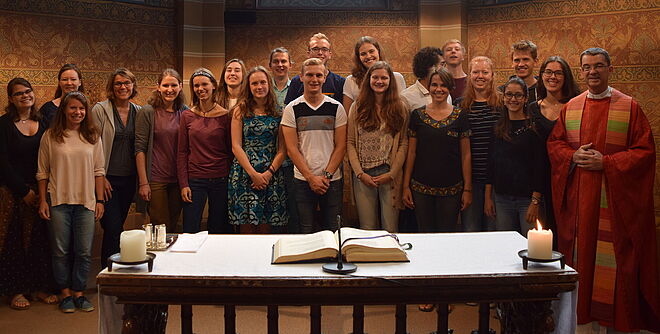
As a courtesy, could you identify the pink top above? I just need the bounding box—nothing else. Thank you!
[177,110,232,188]
[151,108,180,183]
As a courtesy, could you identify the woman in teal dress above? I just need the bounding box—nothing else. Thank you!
[229,66,287,233]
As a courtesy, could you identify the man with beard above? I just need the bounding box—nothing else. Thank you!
[547,47,660,333]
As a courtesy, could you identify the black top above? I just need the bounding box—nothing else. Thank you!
[464,101,500,184]
[487,119,546,197]
[528,101,556,141]
[38,100,58,126]
[408,106,471,188]
[107,103,137,176]
[0,114,47,197]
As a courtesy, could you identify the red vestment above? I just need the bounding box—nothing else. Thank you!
[547,92,660,332]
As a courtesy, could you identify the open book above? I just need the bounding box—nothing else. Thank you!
[272,227,410,264]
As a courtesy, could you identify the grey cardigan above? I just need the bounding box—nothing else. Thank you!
[134,104,185,183]
[91,99,141,172]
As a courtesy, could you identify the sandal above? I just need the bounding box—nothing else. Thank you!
[35,292,58,305]
[10,294,30,310]
[418,304,435,312]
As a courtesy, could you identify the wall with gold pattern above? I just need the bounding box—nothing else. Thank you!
[467,0,660,221]
[0,0,177,110]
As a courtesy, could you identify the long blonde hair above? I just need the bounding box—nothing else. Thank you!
[460,56,502,110]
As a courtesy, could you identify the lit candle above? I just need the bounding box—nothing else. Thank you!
[527,220,553,259]
[120,230,147,262]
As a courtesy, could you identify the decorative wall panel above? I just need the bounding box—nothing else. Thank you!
[0,3,176,109]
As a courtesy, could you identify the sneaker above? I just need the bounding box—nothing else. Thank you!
[74,296,94,312]
[59,296,75,313]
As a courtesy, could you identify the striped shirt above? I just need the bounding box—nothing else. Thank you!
[467,101,500,184]
[281,95,347,181]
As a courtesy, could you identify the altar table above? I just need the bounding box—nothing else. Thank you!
[97,231,577,333]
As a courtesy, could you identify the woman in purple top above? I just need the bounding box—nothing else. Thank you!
[177,68,233,233]
[136,69,187,232]
[38,64,85,125]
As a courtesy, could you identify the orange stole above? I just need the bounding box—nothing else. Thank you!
[563,89,632,321]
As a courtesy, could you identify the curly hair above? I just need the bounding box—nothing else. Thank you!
[412,46,442,79]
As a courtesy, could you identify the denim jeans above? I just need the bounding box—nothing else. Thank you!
[294,178,343,233]
[353,174,398,232]
[412,191,460,233]
[493,193,532,236]
[460,182,495,232]
[282,165,300,234]
[183,177,230,234]
[100,174,136,268]
[48,204,95,292]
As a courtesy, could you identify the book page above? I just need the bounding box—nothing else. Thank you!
[272,230,338,263]
[337,227,401,250]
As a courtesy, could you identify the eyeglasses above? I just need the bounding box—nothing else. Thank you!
[12,88,33,97]
[504,92,526,100]
[542,69,564,77]
[310,47,330,53]
[114,81,133,87]
[580,64,608,72]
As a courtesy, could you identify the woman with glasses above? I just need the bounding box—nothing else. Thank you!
[484,77,545,236]
[39,64,85,124]
[135,69,187,232]
[528,56,579,243]
[458,56,502,232]
[178,68,233,234]
[91,68,140,266]
[0,78,57,310]
[218,59,246,111]
[342,36,406,114]
[37,91,104,313]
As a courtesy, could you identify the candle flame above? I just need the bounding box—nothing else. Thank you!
[536,220,543,231]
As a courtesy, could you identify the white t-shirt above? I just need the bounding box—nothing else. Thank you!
[342,72,407,101]
[281,95,347,181]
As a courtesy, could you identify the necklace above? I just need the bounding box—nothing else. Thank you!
[18,117,29,124]
[200,103,216,116]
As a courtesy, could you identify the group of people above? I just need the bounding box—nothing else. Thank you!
[0,31,658,333]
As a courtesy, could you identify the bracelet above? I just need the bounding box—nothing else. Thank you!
[139,183,149,187]
[356,172,364,179]
[268,166,276,174]
[463,189,472,193]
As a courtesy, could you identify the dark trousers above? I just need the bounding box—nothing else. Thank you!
[183,177,230,234]
[100,174,136,268]
[282,165,300,234]
[294,178,343,233]
[412,191,461,233]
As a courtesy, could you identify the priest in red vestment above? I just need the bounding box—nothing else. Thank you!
[547,47,660,332]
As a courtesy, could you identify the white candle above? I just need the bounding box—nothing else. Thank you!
[528,221,553,259]
[120,230,147,262]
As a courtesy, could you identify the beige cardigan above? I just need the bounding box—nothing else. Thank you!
[346,103,409,210]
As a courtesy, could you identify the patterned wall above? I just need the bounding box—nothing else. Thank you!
[467,0,660,221]
[0,0,176,110]
[225,9,419,85]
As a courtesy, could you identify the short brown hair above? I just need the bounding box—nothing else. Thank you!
[428,67,455,92]
[105,68,138,100]
[511,40,538,60]
[301,58,325,75]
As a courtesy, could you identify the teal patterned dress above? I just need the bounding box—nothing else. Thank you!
[229,115,287,226]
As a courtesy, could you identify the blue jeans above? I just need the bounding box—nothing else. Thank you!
[460,182,495,232]
[48,204,95,292]
[494,193,532,236]
[100,174,136,268]
[183,177,230,234]
[294,178,343,233]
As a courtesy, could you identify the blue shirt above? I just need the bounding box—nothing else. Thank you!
[284,70,346,105]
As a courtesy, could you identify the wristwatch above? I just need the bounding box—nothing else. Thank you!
[323,170,333,180]
[96,199,106,204]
